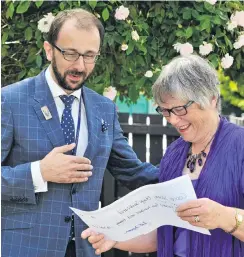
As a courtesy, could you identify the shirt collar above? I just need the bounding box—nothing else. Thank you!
[45,66,81,100]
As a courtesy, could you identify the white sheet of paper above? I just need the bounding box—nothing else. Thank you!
[71,175,210,241]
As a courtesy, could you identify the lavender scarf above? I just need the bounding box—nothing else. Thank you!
[157,117,244,257]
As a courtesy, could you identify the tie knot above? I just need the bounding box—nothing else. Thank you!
[60,95,76,109]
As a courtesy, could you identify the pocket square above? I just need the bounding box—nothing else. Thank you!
[101,119,108,132]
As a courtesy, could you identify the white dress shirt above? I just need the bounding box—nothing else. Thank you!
[31,66,88,192]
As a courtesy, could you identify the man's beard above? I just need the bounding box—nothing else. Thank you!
[52,56,90,92]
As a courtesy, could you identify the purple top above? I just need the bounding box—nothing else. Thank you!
[174,180,197,257]
[157,117,244,257]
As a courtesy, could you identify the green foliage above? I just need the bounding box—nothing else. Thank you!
[1,0,244,110]
[219,69,244,111]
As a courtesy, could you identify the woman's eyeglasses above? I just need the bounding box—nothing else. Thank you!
[155,101,194,117]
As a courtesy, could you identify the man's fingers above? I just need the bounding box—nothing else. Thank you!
[59,177,88,183]
[95,240,116,255]
[52,145,92,166]
[92,239,105,252]
[71,163,93,171]
[81,230,116,255]
[53,143,76,153]
[89,234,104,245]
[81,228,94,239]
[76,171,93,178]
[73,156,91,165]
[58,172,92,183]
[70,177,89,183]
[95,249,101,255]
[69,171,92,179]
[93,238,106,255]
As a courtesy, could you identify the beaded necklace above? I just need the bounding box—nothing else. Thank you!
[187,135,215,173]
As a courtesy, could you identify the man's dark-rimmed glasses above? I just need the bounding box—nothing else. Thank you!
[156,101,194,117]
[51,44,100,64]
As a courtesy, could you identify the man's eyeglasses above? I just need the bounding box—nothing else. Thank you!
[52,44,100,64]
[155,101,194,117]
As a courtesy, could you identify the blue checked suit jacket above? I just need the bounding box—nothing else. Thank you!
[1,70,159,257]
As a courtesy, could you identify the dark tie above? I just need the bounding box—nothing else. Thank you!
[60,95,76,149]
[60,95,76,241]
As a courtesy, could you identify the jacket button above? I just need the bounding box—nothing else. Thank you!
[71,188,77,195]
[64,216,71,223]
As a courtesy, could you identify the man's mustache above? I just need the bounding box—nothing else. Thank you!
[67,70,84,76]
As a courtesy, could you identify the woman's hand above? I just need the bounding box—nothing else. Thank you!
[176,198,235,230]
[81,228,117,255]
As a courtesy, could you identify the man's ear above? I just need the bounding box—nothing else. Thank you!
[43,41,53,62]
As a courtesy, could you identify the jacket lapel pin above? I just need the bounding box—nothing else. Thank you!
[41,106,52,120]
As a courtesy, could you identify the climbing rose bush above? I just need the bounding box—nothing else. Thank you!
[1,0,244,109]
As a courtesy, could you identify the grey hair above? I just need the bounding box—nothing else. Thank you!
[152,55,221,112]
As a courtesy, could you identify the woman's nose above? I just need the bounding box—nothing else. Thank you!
[167,112,181,126]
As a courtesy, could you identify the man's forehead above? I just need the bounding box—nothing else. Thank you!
[56,20,100,51]
[58,18,98,35]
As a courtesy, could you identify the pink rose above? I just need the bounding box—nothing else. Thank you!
[131,30,140,41]
[231,11,244,28]
[205,0,217,5]
[37,12,55,33]
[173,42,193,56]
[227,21,238,31]
[233,35,244,49]
[144,70,153,78]
[121,43,128,51]
[221,54,234,69]
[199,42,213,56]
[114,5,129,20]
[103,87,117,101]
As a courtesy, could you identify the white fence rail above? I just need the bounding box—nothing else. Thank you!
[229,114,244,127]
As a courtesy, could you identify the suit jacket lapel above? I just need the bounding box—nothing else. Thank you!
[32,70,65,148]
[82,87,101,161]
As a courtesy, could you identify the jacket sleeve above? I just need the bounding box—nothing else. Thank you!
[1,94,37,205]
[106,104,159,190]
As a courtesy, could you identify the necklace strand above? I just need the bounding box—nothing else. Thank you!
[187,134,215,173]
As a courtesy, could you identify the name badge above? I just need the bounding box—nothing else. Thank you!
[41,106,52,120]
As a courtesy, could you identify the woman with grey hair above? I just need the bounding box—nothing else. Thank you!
[82,55,244,256]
